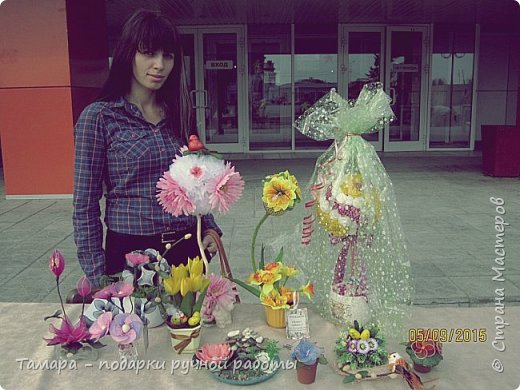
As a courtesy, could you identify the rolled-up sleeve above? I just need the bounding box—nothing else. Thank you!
[72,104,106,287]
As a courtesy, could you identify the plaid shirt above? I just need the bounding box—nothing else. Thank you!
[73,97,221,286]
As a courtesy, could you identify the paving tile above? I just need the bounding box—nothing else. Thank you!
[412,276,469,305]
[448,276,520,304]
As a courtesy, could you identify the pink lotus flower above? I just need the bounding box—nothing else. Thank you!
[76,276,92,298]
[196,343,232,363]
[109,313,143,345]
[49,249,65,278]
[207,163,245,213]
[45,316,90,346]
[125,252,150,266]
[88,311,113,340]
[93,281,134,300]
[156,172,196,217]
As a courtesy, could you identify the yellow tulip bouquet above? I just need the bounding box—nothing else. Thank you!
[162,256,210,328]
[233,171,314,310]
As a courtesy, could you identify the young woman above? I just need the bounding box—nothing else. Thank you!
[73,10,220,288]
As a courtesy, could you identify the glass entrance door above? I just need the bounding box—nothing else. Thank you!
[384,26,429,151]
[180,27,246,153]
[343,26,385,150]
[343,26,429,151]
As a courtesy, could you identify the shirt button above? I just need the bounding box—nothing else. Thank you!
[160,147,166,152]
[154,128,160,133]
[166,227,171,231]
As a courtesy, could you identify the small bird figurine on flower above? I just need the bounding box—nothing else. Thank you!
[388,353,435,390]
[188,134,206,152]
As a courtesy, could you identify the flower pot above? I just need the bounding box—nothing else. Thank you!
[264,305,285,328]
[134,297,164,328]
[413,362,431,373]
[329,287,369,324]
[297,361,318,384]
[118,342,138,360]
[167,322,202,354]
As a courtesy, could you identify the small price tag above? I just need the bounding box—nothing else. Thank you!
[286,293,310,339]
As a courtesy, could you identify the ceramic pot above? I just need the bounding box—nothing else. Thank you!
[134,297,164,328]
[264,305,285,328]
[167,321,202,354]
[296,361,318,384]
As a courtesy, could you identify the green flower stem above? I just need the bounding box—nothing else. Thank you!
[251,213,269,272]
[56,278,67,320]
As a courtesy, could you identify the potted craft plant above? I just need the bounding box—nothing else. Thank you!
[235,249,314,328]
[45,249,102,361]
[201,273,240,328]
[291,339,328,385]
[335,320,389,383]
[404,332,443,373]
[233,171,314,328]
[162,256,210,354]
[156,137,244,352]
[88,281,144,360]
[120,246,180,328]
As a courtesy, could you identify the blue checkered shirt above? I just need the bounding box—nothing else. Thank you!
[73,97,221,286]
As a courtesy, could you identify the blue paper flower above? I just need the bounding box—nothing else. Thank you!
[291,339,323,365]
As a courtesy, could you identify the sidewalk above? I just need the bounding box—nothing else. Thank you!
[0,151,519,306]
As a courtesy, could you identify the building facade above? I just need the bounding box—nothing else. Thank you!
[0,0,519,196]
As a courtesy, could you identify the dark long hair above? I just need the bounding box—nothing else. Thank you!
[97,9,191,142]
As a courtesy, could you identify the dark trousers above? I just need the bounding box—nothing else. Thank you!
[104,227,210,275]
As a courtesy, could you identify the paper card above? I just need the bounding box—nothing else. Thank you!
[286,308,310,339]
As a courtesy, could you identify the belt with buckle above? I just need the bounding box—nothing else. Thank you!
[160,227,194,244]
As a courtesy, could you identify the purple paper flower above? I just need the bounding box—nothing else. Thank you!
[109,313,143,345]
[89,312,113,341]
[347,340,358,353]
[48,249,65,278]
[367,338,378,351]
[76,276,92,298]
[45,316,90,346]
[125,252,150,267]
[357,340,370,354]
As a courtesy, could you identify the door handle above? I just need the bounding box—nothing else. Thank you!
[202,90,209,109]
[389,87,396,106]
[190,90,198,109]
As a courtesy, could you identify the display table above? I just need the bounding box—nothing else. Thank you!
[0,302,518,389]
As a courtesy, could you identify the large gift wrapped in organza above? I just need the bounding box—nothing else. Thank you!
[292,82,412,337]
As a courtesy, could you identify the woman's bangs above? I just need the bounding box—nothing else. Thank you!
[136,19,177,54]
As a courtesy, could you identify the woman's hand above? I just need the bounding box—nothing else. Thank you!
[202,234,218,255]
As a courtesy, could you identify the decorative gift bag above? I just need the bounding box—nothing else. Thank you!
[291,83,412,337]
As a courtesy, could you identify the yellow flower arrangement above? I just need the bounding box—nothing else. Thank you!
[240,260,314,310]
[162,257,210,325]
